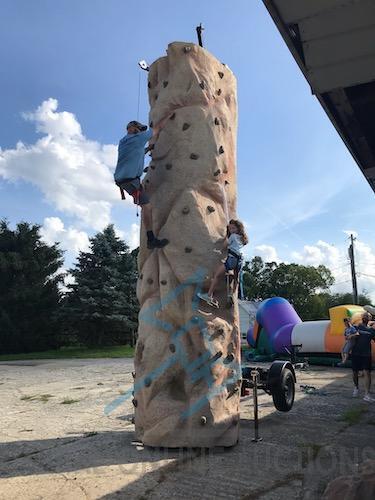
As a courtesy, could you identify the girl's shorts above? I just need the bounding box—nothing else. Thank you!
[224,255,239,272]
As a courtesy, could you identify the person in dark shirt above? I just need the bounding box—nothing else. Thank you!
[351,312,375,402]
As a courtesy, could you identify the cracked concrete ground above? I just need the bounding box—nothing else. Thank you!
[0,358,375,499]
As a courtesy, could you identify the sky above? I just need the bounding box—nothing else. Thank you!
[1,0,375,302]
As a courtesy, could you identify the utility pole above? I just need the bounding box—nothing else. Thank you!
[348,234,358,304]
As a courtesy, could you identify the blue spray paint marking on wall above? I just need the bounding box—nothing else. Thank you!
[104,267,240,417]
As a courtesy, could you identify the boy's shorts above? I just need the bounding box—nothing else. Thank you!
[351,355,372,371]
[118,178,149,206]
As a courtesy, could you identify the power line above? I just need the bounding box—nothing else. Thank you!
[358,272,375,279]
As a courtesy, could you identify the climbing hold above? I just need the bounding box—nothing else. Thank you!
[144,377,152,387]
[165,163,172,170]
[132,371,136,379]
[147,278,153,285]
[199,81,205,89]
[183,46,191,53]
[200,416,207,425]
[143,167,149,173]
[218,71,224,79]
[169,343,176,353]
[207,206,215,213]
[145,179,150,184]
[132,399,138,407]
[214,169,221,176]
[225,353,235,363]
[219,146,224,154]
[131,416,135,424]
[160,280,167,285]
[182,206,190,214]
[150,165,156,170]
[182,123,190,131]
[190,153,199,160]
[163,80,168,88]
[149,121,153,128]
[212,351,223,361]
[185,247,192,253]
[217,89,222,96]
[170,112,176,120]
[148,81,151,88]
[214,117,220,125]
[217,328,224,335]
[223,166,228,174]
[139,274,143,280]
[225,180,230,185]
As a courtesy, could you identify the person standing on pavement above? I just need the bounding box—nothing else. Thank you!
[351,312,375,402]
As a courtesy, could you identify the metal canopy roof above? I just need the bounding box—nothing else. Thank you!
[263,0,375,193]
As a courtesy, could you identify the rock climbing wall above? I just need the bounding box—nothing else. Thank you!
[134,41,240,447]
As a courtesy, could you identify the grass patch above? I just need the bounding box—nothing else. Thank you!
[298,442,324,466]
[20,394,53,403]
[61,398,80,405]
[340,406,368,425]
[0,345,135,361]
[20,395,36,401]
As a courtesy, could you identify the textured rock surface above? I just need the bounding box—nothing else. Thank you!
[134,41,239,447]
[322,460,375,499]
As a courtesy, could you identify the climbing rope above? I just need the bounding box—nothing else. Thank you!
[137,71,141,121]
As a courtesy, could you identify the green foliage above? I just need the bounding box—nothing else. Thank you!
[0,344,135,361]
[61,225,138,347]
[0,220,64,353]
[242,257,335,320]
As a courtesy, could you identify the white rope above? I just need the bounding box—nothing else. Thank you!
[137,71,141,120]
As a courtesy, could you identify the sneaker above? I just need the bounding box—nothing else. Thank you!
[363,394,375,402]
[352,387,359,397]
[147,238,169,249]
[197,292,219,308]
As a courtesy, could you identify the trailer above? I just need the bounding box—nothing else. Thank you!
[241,360,296,412]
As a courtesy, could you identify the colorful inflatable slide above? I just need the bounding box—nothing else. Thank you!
[248,297,375,361]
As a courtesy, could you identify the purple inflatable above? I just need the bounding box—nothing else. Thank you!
[255,297,302,353]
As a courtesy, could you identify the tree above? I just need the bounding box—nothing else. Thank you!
[62,225,138,346]
[242,257,334,320]
[0,220,64,353]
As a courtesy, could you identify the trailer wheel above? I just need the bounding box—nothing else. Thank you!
[272,368,295,412]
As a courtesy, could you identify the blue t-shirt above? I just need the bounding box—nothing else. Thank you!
[114,128,153,183]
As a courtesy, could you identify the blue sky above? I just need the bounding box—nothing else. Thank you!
[1,0,374,300]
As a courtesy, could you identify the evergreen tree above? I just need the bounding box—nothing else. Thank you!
[63,225,138,346]
[0,220,64,353]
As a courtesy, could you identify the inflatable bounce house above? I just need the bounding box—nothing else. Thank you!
[247,297,375,364]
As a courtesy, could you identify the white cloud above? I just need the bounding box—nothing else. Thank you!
[125,223,140,250]
[254,244,281,263]
[0,98,129,230]
[290,238,375,302]
[40,216,90,256]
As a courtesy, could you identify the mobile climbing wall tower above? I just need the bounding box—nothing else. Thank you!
[134,41,239,447]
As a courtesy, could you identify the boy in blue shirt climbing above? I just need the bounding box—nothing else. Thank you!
[114,119,169,249]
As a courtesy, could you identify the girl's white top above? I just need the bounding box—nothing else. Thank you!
[228,233,244,255]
